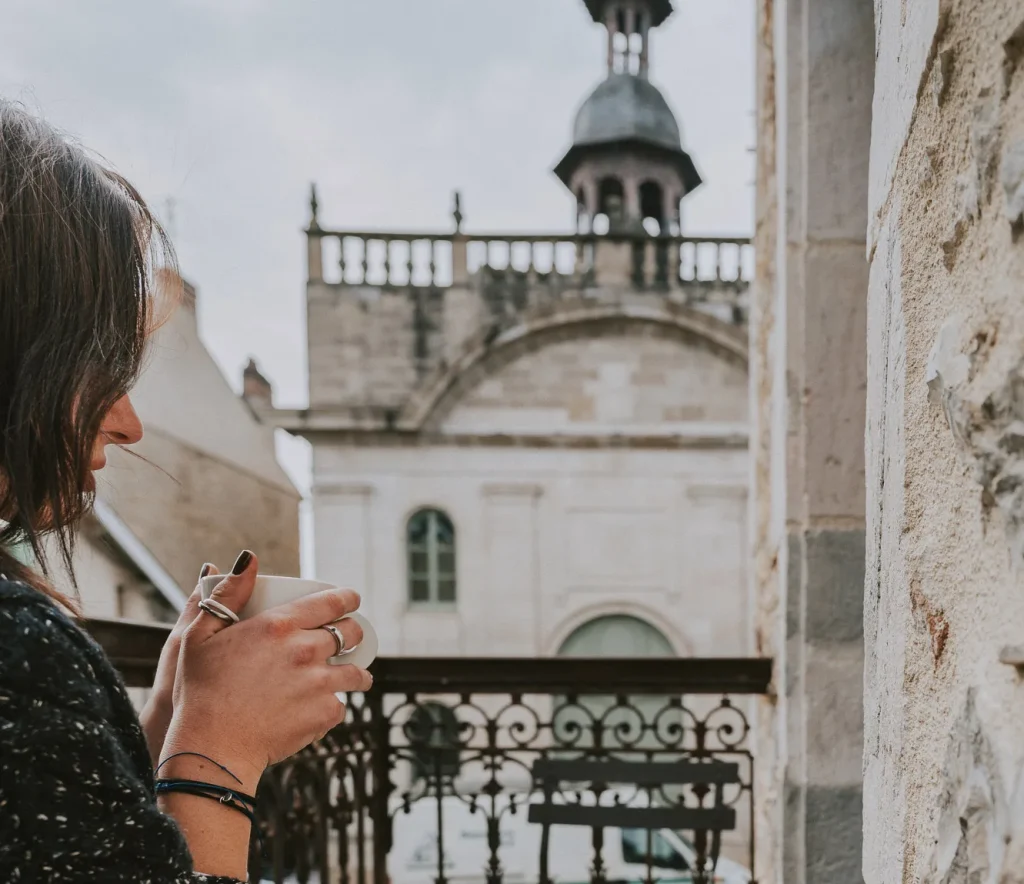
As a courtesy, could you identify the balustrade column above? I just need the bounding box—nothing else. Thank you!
[307,231,324,283]
[452,234,469,286]
[667,238,680,289]
[641,238,656,289]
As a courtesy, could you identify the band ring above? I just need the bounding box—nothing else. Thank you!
[320,623,346,656]
[198,598,240,625]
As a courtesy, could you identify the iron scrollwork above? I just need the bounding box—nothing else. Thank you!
[249,658,767,884]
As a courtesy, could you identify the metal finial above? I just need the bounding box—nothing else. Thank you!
[452,191,463,233]
[309,183,320,229]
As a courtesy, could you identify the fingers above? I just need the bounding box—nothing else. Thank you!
[187,550,257,642]
[281,587,361,630]
[326,662,373,694]
[173,562,219,635]
[310,618,364,658]
[313,696,348,744]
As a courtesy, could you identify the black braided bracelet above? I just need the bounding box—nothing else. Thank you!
[155,778,257,809]
[155,778,263,850]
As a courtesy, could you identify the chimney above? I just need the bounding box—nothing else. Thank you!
[242,358,273,407]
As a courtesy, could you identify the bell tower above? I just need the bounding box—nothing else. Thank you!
[554,0,701,236]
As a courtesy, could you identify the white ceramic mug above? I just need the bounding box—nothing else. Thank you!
[198,573,378,671]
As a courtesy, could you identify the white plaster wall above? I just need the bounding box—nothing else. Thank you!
[310,444,750,660]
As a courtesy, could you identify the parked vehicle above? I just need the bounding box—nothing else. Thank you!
[389,793,751,884]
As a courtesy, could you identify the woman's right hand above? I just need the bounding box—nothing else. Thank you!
[160,550,372,790]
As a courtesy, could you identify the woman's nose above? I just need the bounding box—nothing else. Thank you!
[101,395,144,446]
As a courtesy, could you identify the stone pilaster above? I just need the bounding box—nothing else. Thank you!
[753,0,873,881]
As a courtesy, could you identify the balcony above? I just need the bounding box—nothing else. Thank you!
[86,618,770,884]
[307,229,752,324]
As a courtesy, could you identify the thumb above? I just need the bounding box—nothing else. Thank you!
[188,550,257,642]
[174,563,219,634]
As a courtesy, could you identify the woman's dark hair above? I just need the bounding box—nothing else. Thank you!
[0,99,172,610]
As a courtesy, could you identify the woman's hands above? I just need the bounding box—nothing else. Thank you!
[160,551,371,790]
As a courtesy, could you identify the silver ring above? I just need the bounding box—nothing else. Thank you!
[320,624,345,656]
[198,598,240,624]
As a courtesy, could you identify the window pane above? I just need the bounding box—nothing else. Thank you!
[437,550,455,576]
[620,830,689,871]
[621,829,646,864]
[408,513,429,544]
[434,516,455,545]
[437,578,456,603]
[652,832,688,870]
[410,578,430,603]
[409,550,429,574]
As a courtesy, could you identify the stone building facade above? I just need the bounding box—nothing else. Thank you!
[262,0,755,667]
[753,0,1024,882]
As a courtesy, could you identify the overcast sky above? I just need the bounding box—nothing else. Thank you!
[2,0,754,505]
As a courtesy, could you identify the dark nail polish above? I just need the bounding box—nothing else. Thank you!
[231,550,253,575]
[199,563,213,579]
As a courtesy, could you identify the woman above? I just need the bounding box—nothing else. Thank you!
[0,100,371,882]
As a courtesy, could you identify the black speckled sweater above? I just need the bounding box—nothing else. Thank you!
[0,579,244,883]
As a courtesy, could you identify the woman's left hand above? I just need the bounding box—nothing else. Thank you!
[139,563,215,764]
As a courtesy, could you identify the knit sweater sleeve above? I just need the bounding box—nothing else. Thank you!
[0,583,244,883]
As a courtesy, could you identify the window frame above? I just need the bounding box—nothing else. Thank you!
[406,508,457,610]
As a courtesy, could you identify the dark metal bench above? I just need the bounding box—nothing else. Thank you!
[528,758,740,884]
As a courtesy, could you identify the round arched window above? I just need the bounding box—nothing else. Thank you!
[554,615,675,754]
[406,509,456,607]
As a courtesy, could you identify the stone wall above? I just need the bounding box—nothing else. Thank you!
[865,1,1024,881]
[442,332,747,433]
[305,275,747,415]
[99,427,301,595]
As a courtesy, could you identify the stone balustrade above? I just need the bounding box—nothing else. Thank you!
[308,228,752,298]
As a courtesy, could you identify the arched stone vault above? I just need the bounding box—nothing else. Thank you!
[398,301,748,432]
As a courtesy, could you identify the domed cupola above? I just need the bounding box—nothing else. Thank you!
[554,0,701,235]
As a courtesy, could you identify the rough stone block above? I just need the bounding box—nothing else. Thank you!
[802,243,868,518]
[805,785,863,884]
[805,641,865,787]
[787,532,802,640]
[805,528,865,643]
[783,779,805,884]
[804,0,874,238]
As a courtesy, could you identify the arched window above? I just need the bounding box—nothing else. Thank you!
[554,615,675,756]
[597,176,625,218]
[406,701,461,783]
[557,614,675,658]
[407,508,456,606]
[639,180,665,228]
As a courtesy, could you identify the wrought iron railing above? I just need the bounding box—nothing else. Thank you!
[85,619,770,884]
